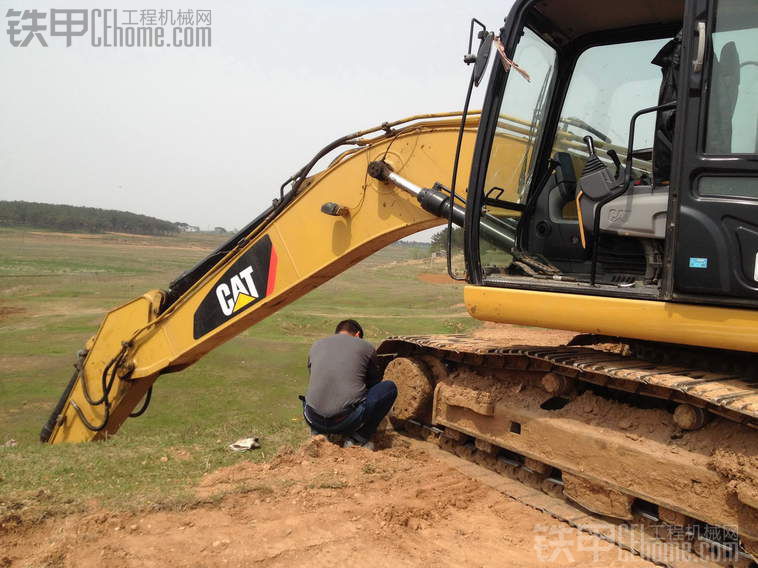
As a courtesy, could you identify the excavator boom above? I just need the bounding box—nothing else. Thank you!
[42,112,492,444]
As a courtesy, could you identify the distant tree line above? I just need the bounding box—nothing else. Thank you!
[430,226,464,253]
[0,201,181,236]
[430,226,501,254]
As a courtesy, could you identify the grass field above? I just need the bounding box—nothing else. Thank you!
[0,228,476,519]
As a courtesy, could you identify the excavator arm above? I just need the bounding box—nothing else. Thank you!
[42,112,495,443]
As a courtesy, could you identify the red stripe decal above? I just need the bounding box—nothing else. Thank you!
[266,246,278,296]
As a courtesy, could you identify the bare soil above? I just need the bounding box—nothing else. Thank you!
[417,272,458,285]
[0,307,25,321]
[24,231,214,251]
[472,320,577,346]
[5,323,749,566]
[0,434,654,568]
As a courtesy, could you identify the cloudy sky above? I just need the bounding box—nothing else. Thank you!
[0,1,513,236]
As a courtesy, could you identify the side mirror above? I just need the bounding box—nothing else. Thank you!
[463,19,493,88]
[472,32,493,87]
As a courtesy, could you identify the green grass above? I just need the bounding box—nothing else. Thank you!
[0,229,474,519]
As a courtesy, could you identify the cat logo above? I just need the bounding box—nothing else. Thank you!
[193,235,277,339]
[216,266,259,316]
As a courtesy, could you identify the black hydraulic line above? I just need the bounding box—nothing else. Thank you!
[80,367,105,406]
[447,70,477,281]
[85,343,130,409]
[163,202,281,310]
[70,347,130,433]
[163,129,374,311]
[175,114,476,314]
[69,399,110,432]
[80,349,121,406]
[281,131,365,199]
[436,184,468,207]
[129,386,153,418]
[105,346,130,393]
[44,343,132,438]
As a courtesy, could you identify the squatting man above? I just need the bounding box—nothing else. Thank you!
[302,320,397,449]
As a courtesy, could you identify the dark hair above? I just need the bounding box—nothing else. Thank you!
[335,319,364,338]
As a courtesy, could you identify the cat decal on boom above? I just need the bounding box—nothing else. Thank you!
[193,235,278,338]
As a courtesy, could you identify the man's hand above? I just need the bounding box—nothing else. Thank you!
[366,352,382,387]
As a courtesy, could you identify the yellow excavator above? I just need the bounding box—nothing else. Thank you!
[42,0,757,565]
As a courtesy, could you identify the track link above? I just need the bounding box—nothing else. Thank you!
[378,334,758,568]
[397,420,746,568]
[379,335,758,428]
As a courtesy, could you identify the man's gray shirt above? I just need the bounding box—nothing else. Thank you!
[306,333,381,418]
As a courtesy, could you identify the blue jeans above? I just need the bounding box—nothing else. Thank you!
[304,380,398,442]
[354,380,398,442]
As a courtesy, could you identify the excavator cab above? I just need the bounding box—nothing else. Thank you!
[465,0,758,310]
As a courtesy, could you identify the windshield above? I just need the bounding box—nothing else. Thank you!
[551,37,668,174]
[483,27,558,205]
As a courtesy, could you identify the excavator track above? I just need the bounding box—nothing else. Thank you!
[377,334,758,567]
[407,423,717,568]
[380,335,758,427]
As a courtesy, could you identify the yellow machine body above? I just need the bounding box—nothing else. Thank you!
[465,286,758,353]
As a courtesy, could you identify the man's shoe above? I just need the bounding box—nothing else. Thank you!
[343,438,375,451]
[326,433,346,445]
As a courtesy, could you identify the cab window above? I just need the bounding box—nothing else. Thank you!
[552,38,669,180]
[705,0,758,154]
[483,27,557,207]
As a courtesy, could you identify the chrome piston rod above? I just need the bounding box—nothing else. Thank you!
[367,160,516,250]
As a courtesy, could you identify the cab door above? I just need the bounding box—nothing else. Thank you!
[671,0,758,304]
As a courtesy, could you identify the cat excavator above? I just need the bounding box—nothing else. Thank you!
[42,0,757,565]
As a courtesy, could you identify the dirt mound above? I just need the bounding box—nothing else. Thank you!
[710,449,758,508]
[473,321,577,346]
[0,434,654,567]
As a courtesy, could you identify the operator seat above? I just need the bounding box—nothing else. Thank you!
[707,41,741,153]
[652,31,741,172]
[651,31,682,184]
